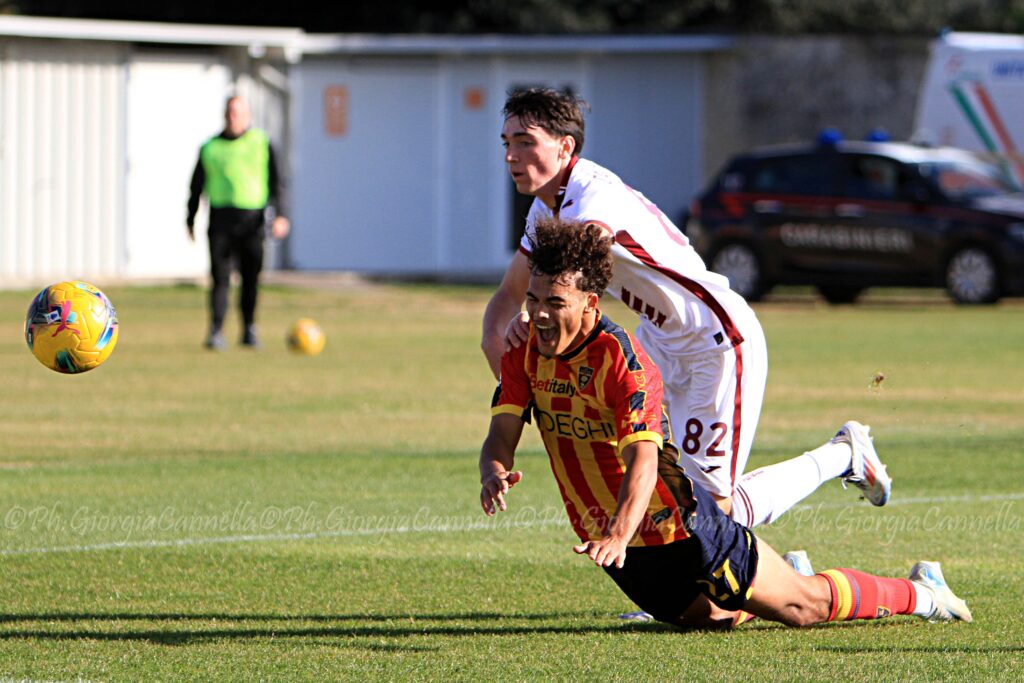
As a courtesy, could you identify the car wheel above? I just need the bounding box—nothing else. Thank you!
[710,243,767,302]
[817,285,864,305]
[946,247,999,304]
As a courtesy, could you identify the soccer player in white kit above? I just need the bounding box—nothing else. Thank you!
[482,88,892,531]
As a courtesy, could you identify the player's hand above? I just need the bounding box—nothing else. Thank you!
[573,536,628,569]
[186,224,195,242]
[504,312,530,352]
[271,216,290,239]
[480,470,523,516]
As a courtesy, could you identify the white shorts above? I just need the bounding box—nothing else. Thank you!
[636,321,767,499]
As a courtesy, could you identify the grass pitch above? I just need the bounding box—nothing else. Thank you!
[0,281,1022,681]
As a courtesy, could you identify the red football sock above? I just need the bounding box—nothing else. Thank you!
[820,568,917,621]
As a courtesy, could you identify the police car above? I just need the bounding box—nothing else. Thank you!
[684,135,1024,304]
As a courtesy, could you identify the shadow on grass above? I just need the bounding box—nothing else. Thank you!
[0,611,585,623]
[0,610,678,646]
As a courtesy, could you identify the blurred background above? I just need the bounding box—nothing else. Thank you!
[1,1,1023,286]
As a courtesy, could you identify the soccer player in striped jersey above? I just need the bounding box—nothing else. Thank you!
[482,87,891,533]
[479,217,971,628]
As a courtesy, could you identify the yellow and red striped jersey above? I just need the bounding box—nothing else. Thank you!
[492,313,690,546]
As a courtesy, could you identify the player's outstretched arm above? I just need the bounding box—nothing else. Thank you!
[480,414,526,515]
[482,252,531,379]
[574,440,659,568]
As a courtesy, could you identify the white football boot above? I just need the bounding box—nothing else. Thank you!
[909,561,973,623]
[833,421,892,506]
[618,610,654,622]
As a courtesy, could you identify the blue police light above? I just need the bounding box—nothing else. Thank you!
[866,127,890,142]
[817,127,843,147]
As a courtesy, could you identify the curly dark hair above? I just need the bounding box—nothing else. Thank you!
[502,87,587,155]
[527,218,613,296]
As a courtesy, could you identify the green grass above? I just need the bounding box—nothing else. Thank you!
[1,283,1022,681]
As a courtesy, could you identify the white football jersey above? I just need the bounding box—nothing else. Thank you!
[520,157,761,359]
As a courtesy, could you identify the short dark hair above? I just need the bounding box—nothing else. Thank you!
[503,87,587,155]
[527,218,612,296]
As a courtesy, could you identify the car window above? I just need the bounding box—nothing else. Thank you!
[721,170,745,192]
[747,154,837,196]
[917,160,1016,200]
[843,156,901,200]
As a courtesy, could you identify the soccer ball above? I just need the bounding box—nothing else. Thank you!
[287,318,325,355]
[25,281,119,374]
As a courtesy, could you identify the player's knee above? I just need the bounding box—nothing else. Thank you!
[651,595,738,630]
[643,604,735,630]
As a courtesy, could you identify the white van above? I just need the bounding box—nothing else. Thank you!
[914,31,1024,188]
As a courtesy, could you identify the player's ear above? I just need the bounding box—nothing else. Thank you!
[561,135,575,158]
[584,291,599,312]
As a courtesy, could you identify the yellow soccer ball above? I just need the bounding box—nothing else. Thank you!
[287,318,326,356]
[25,281,119,374]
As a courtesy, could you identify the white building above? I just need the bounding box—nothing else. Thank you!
[291,33,732,278]
[0,16,731,286]
[0,16,300,287]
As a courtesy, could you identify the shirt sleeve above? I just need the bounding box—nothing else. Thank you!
[608,339,665,454]
[268,143,288,218]
[491,343,533,421]
[186,155,205,228]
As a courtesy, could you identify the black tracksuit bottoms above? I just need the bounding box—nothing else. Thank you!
[207,207,265,332]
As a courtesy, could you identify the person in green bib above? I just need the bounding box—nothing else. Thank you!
[187,95,289,350]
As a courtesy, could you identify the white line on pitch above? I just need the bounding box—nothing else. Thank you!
[792,490,1024,510]
[0,517,566,557]
[1,491,1020,557]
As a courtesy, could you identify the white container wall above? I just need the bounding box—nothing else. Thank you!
[0,16,299,288]
[0,21,727,284]
[0,39,126,284]
[124,52,232,279]
[290,46,708,278]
